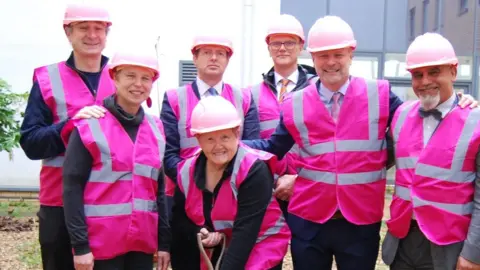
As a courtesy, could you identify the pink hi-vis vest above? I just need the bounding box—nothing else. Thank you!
[282,77,390,225]
[76,111,166,260]
[34,61,114,206]
[177,144,291,270]
[387,100,480,245]
[249,81,316,176]
[164,83,252,196]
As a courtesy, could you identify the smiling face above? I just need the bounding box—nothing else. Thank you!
[65,21,108,57]
[411,64,457,110]
[196,127,239,166]
[114,65,154,110]
[311,47,353,90]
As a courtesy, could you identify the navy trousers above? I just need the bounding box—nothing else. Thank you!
[290,215,381,270]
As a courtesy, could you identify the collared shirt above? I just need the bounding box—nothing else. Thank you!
[423,93,456,145]
[318,80,350,116]
[274,69,299,99]
[196,77,223,98]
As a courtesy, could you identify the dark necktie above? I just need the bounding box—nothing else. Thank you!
[207,87,218,96]
[418,108,442,121]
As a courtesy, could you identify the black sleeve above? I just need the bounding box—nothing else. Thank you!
[161,92,182,181]
[241,97,261,140]
[220,160,274,270]
[20,82,69,160]
[62,128,93,255]
[171,186,203,240]
[157,168,171,252]
[386,130,395,169]
[388,86,404,127]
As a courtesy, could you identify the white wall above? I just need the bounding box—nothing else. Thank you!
[0,0,281,189]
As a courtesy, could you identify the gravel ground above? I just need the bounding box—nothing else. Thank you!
[0,197,391,270]
[0,222,389,270]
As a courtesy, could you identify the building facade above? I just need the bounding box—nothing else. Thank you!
[408,0,479,97]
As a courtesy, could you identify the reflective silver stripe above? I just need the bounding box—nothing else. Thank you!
[230,147,249,200]
[393,105,480,184]
[42,156,64,167]
[396,184,473,215]
[299,140,386,157]
[145,114,166,168]
[232,86,245,136]
[180,158,194,196]
[255,211,286,243]
[175,86,197,149]
[396,157,417,169]
[394,185,411,201]
[86,119,131,183]
[392,102,417,142]
[292,79,383,152]
[85,203,131,217]
[415,163,476,184]
[260,119,279,132]
[292,91,310,147]
[134,163,160,181]
[46,63,68,121]
[299,168,384,185]
[84,198,157,217]
[213,220,234,230]
[413,196,473,215]
[250,83,262,111]
[134,198,157,212]
[365,80,379,139]
[298,169,336,184]
[338,169,385,185]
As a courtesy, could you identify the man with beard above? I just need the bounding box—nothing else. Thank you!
[243,16,478,270]
[382,33,480,270]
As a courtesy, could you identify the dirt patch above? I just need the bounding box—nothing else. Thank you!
[0,216,35,232]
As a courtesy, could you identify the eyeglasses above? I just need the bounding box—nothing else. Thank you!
[268,41,298,50]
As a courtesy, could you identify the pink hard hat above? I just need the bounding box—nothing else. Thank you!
[109,52,160,108]
[190,96,241,135]
[265,14,305,43]
[307,16,357,53]
[191,35,234,56]
[405,32,458,71]
[63,3,112,27]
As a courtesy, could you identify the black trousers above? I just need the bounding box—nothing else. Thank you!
[38,206,75,270]
[94,252,153,270]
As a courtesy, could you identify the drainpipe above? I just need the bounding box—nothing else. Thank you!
[473,0,479,98]
[155,36,162,114]
[241,0,254,87]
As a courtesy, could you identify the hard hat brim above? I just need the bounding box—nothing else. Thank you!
[406,58,459,71]
[307,41,357,53]
[190,120,242,135]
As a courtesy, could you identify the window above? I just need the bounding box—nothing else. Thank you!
[178,61,197,86]
[422,0,429,33]
[409,7,416,40]
[459,0,469,15]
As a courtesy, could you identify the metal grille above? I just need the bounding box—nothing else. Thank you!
[179,60,197,86]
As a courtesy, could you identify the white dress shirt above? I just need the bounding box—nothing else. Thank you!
[274,69,299,99]
[422,93,456,146]
[196,77,223,99]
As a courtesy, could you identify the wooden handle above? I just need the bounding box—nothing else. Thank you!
[196,233,227,270]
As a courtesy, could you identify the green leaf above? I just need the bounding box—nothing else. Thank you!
[0,78,28,160]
